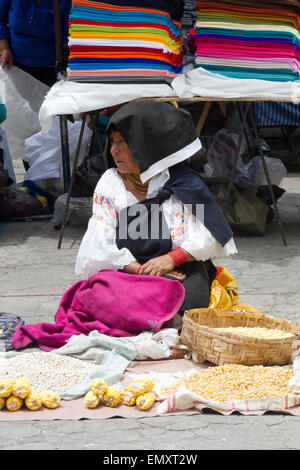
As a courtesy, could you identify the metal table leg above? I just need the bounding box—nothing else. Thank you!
[58,113,87,249]
[225,101,288,247]
[59,115,71,193]
[225,101,251,213]
[248,105,288,246]
[88,111,105,156]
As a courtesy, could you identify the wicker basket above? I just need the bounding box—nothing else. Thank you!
[180,308,300,366]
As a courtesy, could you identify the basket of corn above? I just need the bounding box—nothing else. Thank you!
[180,308,300,366]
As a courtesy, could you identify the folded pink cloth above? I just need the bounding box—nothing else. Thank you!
[12,270,185,351]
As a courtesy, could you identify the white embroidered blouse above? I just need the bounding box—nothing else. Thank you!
[75,168,237,277]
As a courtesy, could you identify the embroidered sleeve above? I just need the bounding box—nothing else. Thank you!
[75,186,136,277]
[92,193,118,228]
[167,196,237,260]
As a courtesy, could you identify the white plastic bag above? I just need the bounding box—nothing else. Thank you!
[24,116,93,184]
[51,193,92,227]
[243,156,287,188]
[0,126,15,182]
[127,328,180,360]
[207,129,287,190]
[0,66,49,160]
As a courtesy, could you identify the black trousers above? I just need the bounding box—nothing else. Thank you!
[165,260,216,317]
[14,62,57,87]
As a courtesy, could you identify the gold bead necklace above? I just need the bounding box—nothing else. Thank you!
[119,172,149,197]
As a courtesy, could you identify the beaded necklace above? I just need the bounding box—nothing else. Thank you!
[119,172,149,197]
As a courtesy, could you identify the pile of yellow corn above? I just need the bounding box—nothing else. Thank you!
[84,378,121,408]
[84,377,156,411]
[213,326,294,340]
[159,364,295,403]
[0,377,60,411]
[121,377,156,411]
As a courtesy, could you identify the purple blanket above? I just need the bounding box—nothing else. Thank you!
[12,270,185,351]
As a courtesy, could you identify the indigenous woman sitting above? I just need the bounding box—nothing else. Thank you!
[11,101,237,351]
[75,101,237,315]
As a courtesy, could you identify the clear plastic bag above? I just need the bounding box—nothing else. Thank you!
[206,129,254,190]
[24,116,93,185]
[243,156,287,188]
[0,66,49,160]
[51,193,92,228]
[206,129,287,190]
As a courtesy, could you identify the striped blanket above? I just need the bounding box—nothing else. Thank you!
[0,313,25,351]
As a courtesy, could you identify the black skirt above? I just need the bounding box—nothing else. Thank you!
[165,260,216,316]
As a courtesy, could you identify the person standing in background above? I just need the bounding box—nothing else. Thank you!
[0,95,15,186]
[0,95,7,124]
[0,0,72,87]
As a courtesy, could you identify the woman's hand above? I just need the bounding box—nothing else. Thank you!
[139,254,184,278]
[0,41,13,68]
[120,261,141,275]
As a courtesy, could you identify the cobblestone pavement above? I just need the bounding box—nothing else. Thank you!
[0,173,300,451]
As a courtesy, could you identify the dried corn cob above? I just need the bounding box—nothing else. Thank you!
[127,378,155,396]
[6,395,23,411]
[90,378,107,398]
[0,378,15,398]
[25,391,43,411]
[0,397,5,410]
[12,377,31,399]
[103,386,121,407]
[120,388,136,406]
[84,390,100,409]
[136,392,156,411]
[214,327,294,339]
[40,390,61,409]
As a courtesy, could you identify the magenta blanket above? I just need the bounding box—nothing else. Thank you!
[12,270,185,352]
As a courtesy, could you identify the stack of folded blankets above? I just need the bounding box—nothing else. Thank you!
[181,0,197,70]
[193,0,300,81]
[67,0,185,83]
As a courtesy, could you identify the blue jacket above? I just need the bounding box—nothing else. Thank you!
[0,0,72,67]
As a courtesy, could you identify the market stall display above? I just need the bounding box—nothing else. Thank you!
[0,377,60,412]
[193,1,300,82]
[159,364,295,402]
[180,308,300,366]
[84,376,157,411]
[67,0,185,82]
[0,351,99,395]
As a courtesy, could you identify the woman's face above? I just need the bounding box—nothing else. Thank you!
[109,130,140,174]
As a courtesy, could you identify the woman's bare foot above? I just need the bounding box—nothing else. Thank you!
[170,348,186,358]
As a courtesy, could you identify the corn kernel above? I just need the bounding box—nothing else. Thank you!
[160,364,295,403]
[0,397,5,410]
[6,395,23,411]
[12,378,31,399]
[0,378,15,398]
[25,391,43,411]
[214,327,294,340]
[136,392,156,411]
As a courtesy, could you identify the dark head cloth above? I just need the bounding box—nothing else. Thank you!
[104,101,202,182]
[105,101,234,251]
